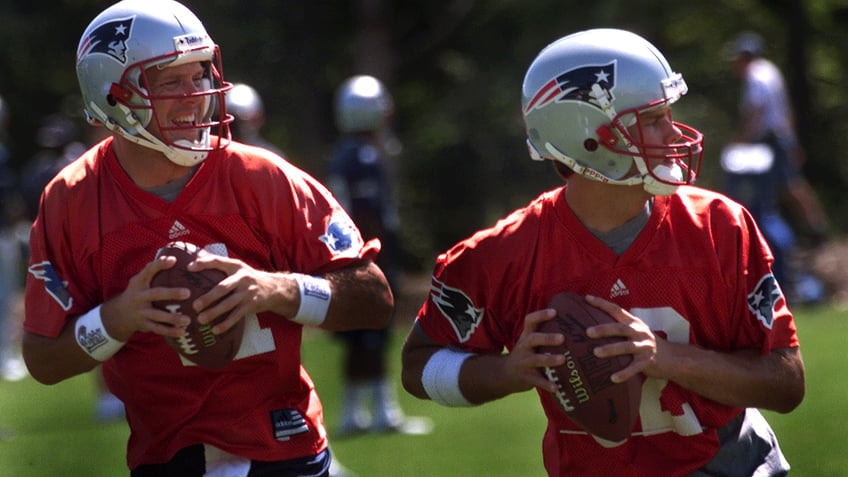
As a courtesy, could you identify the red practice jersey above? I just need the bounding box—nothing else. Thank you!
[415,185,798,477]
[24,138,379,469]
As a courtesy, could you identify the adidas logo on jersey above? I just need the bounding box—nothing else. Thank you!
[168,220,189,240]
[610,279,629,298]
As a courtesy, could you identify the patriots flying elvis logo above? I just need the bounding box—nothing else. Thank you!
[77,16,135,64]
[524,61,616,115]
[747,274,783,329]
[28,261,73,311]
[319,212,363,257]
[430,277,483,342]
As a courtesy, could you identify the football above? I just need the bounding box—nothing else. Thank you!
[150,241,244,369]
[537,291,641,443]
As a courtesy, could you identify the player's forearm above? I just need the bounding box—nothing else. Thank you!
[655,343,805,413]
[401,340,522,406]
[457,353,526,404]
[315,261,394,331]
[22,327,101,385]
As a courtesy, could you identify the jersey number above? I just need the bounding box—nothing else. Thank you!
[629,307,703,437]
[178,313,276,367]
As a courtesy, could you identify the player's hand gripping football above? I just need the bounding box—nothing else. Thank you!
[186,253,295,335]
[502,309,567,394]
[583,295,664,384]
[102,254,193,342]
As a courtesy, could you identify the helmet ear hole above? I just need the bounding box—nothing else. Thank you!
[583,138,599,152]
[106,94,117,107]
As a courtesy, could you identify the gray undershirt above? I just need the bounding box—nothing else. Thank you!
[586,199,652,256]
[141,166,198,202]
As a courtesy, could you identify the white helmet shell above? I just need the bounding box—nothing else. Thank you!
[522,29,703,195]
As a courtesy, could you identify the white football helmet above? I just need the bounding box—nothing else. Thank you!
[226,83,264,122]
[76,0,232,167]
[334,75,394,133]
[226,83,266,142]
[522,28,703,196]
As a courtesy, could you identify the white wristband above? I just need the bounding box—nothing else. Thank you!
[74,305,125,361]
[291,274,331,326]
[421,348,475,407]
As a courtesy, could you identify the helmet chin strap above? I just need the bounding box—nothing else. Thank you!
[544,142,643,186]
[633,156,681,196]
[89,101,209,167]
[534,124,684,196]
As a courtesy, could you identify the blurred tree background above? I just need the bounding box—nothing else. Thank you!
[1,0,846,271]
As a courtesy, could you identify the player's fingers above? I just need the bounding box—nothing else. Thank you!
[585,295,636,325]
[610,358,649,384]
[147,322,189,338]
[151,254,178,273]
[147,285,191,304]
[592,339,638,358]
[209,312,245,335]
[528,329,566,350]
[504,352,563,393]
[192,284,232,316]
[195,288,248,329]
[586,322,632,339]
[532,372,561,393]
[514,309,561,351]
[523,308,556,335]
[133,255,177,288]
[525,308,557,331]
[535,349,567,369]
[188,252,239,274]
[146,311,190,336]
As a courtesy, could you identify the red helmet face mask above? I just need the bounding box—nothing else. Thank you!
[110,49,233,161]
[596,99,704,189]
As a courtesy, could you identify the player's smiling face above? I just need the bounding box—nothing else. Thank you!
[144,61,211,145]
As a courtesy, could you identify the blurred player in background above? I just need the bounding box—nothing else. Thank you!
[19,113,87,223]
[225,82,284,156]
[22,1,393,475]
[328,75,431,437]
[401,28,805,476]
[0,93,27,382]
[722,31,828,304]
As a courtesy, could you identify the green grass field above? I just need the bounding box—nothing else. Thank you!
[0,305,845,476]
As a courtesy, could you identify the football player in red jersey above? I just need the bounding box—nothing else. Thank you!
[401,28,805,477]
[21,1,392,475]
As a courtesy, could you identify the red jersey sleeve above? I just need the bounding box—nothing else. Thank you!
[24,146,105,338]
[728,200,798,352]
[226,147,380,275]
